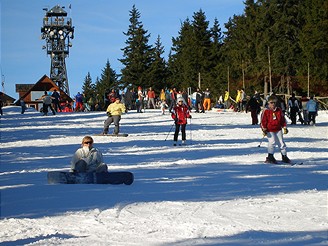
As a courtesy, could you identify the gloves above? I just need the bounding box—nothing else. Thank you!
[262,128,268,136]
[283,127,288,134]
[189,115,192,119]
[107,112,112,116]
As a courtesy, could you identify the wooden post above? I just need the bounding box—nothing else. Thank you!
[227,66,230,94]
[242,60,245,89]
[268,46,272,93]
[198,72,201,89]
[264,76,268,107]
[307,62,310,97]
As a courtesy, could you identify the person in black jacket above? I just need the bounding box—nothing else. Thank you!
[246,94,261,125]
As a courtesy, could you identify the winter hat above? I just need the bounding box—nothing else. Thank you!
[177,97,184,102]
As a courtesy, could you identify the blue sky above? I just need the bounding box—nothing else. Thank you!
[1,0,245,98]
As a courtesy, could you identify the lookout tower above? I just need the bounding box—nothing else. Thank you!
[41,5,74,95]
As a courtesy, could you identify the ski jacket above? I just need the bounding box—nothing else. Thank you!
[224,91,229,102]
[106,101,126,116]
[71,147,105,172]
[288,97,300,111]
[42,95,53,104]
[261,107,286,132]
[147,90,156,99]
[306,99,318,112]
[236,90,242,102]
[204,90,211,99]
[75,93,84,103]
[171,104,191,125]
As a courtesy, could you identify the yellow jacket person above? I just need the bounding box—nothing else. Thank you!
[103,97,126,134]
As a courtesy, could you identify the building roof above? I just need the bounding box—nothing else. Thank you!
[0,92,16,103]
[17,74,72,102]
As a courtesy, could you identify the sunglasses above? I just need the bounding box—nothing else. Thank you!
[83,141,93,144]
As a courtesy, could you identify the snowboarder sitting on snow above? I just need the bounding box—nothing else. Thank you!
[260,95,290,164]
[102,97,126,135]
[71,136,108,173]
[171,97,192,146]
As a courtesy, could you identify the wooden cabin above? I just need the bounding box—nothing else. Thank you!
[15,75,73,111]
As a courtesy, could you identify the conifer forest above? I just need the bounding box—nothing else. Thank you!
[82,0,328,106]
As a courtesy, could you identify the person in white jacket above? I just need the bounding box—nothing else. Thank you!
[70,136,108,173]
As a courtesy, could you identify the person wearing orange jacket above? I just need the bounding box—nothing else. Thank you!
[171,97,192,146]
[261,95,290,164]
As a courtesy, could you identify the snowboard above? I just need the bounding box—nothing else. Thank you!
[47,171,134,185]
[94,133,128,137]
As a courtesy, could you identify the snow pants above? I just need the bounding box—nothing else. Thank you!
[267,130,287,156]
[72,160,108,173]
[251,109,259,125]
[104,115,121,134]
[203,98,211,110]
[174,123,186,142]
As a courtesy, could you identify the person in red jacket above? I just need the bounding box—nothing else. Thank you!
[171,97,192,146]
[261,95,290,164]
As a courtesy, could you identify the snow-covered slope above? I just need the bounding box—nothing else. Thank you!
[1,106,327,245]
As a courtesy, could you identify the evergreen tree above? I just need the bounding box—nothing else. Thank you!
[82,72,95,100]
[148,35,168,91]
[119,5,153,89]
[95,60,118,107]
[169,18,195,89]
[298,0,328,93]
[208,18,225,95]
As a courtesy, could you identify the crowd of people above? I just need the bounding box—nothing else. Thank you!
[1,86,322,165]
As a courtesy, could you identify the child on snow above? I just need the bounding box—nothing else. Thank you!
[171,97,192,146]
[160,100,169,115]
[260,95,290,164]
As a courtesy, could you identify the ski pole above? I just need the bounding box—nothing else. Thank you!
[164,122,175,141]
[189,117,192,144]
[257,135,265,147]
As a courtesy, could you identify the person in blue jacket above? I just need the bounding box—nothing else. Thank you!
[306,96,318,125]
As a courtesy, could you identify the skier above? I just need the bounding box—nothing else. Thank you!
[71,136,108,173]
[260,95,290,164]
[171,97,192,146]
[102,97,126,135]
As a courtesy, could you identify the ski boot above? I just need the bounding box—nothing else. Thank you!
[181,140,186,146]
[282,155,291,163]
[173,141,177,146]
[265,154,277,164]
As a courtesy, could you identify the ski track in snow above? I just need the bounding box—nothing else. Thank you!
[0,106,327,245]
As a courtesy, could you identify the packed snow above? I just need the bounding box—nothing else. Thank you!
[0,106,327,245]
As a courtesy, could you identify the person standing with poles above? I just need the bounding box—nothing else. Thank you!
[260,95,290,164]
[171,97,192,146]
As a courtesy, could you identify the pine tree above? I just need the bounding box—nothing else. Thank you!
[95,60,118,107]
[82,72,95,100]
[119,5,153,89]
[148,35,168,92]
